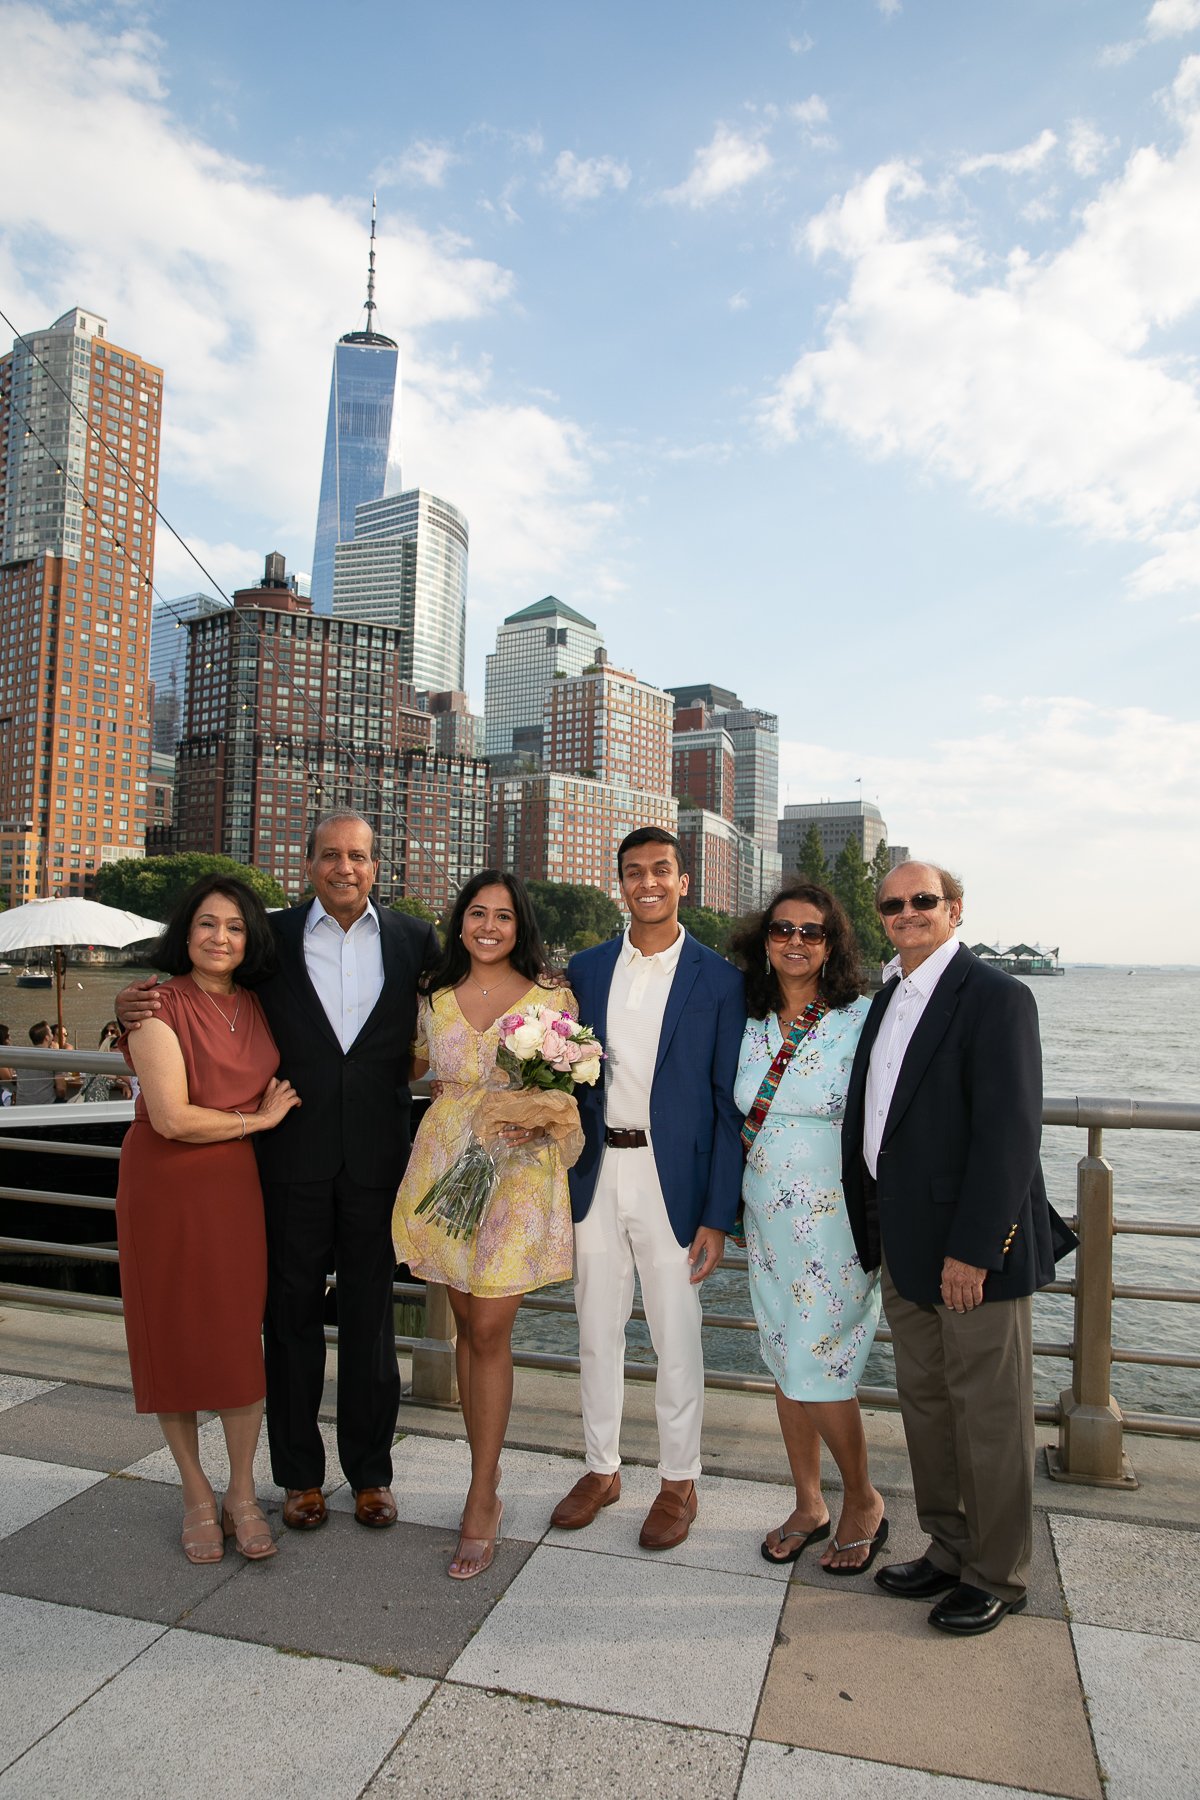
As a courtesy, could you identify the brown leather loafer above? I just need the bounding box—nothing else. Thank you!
[354,1485,398,1528]
[550,1471,621,1530]
[639,1482,697,1550]
[282,1486,327,1531]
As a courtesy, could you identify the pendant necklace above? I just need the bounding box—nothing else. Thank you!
[468,969,515,999]
[198,982,241,1033]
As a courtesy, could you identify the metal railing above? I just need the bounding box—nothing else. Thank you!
[0,1052,1196,1490]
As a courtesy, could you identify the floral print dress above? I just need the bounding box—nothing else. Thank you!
[734,997,880,1400]
[392,983,577,1299]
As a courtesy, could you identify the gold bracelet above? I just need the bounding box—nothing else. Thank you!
[234,1111,246,1140]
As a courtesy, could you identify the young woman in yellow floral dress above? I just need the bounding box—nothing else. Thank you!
[393,870,577,1580]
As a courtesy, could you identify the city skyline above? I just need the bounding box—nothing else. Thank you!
[2,1,1197,958]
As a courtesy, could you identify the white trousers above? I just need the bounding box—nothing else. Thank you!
[573,1145,704,1481]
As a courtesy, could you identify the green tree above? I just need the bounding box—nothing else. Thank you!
[797,823,830,884]
[679,904,736,955]
[95,853,288,921]
[389,895,440,927]
[832,839,888,968]
[526,880,622,957]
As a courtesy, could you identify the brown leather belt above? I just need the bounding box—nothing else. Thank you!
[605,1127,648,1149]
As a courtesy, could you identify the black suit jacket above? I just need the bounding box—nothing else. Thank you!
[251,902,440,1190]
[842,944,1074,1305]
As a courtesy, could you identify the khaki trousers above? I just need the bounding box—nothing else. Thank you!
[882,1260,1035,1602]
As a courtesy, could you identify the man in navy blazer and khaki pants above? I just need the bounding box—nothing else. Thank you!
[842,860,1074,1636]
[550,827,745,1550]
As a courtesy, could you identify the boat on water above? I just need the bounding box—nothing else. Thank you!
[16,966,53,988]
[968,941,1065,977]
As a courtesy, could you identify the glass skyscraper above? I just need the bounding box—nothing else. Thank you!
[483,596,605,767]
[309,207,398,615]
[332,488,468,693]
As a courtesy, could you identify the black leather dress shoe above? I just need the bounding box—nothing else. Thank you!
[874,1555,958,1599]
[928,1582,1028,1635]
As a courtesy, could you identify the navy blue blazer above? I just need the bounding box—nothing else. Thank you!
[566,932,746,1247]
[842,944,1075,1305]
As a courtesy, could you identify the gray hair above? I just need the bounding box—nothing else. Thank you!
[876,861,964,907]
[306,809,378,860]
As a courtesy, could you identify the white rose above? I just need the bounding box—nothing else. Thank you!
[507,1021,545,1060]
[573,1054,602,1086]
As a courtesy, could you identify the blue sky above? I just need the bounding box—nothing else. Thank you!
[3,0,1198,960]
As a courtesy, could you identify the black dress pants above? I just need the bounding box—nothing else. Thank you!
[262,1168,400,1492]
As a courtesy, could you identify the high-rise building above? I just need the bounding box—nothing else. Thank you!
[672,712,735,820]
[676,806,755,916]
[332,488,468,692]
[423,690,484,759]
[309,203,399,615]
[172,554,487,913]
[148,592,226,759]
[490,651,676,903]
[0,307,161,901]
[669,684,781,907]
[483,596,605,767]
[778,799,888,874]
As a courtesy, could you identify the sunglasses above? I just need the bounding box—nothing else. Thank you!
[766,919,827,944]
[878,892,947,918]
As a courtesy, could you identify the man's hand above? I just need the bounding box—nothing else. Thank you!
[688,1226,725,1286]
[115,977,163,1032]
[940,1257,987,1313]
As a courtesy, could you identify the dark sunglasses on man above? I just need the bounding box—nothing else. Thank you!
[877,892,948,918]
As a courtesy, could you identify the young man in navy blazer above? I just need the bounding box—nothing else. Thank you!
[550,827,746,1549]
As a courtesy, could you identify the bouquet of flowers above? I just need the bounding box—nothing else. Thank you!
[414,1004,603,1240]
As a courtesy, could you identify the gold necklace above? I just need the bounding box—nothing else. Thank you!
[467,967,518,999]
[196,982,241,1033]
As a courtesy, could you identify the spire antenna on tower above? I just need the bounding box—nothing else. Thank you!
[365,193,379,333]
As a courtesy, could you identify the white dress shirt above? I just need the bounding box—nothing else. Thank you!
[863,935,961,1178]
[603,925,687,1132]
[303,897,385,1052]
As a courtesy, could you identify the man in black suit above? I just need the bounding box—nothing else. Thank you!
[121,811,438,1531]
[842,860,1073,1636]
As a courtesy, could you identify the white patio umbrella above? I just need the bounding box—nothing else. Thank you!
[0,897,163,1036]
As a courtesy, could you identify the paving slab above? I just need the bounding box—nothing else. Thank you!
[738,1741,1076,1798]
[544,1456,797,1583]
[0,1626,431,1800]
[329,1432,577,1543]
[0,1472,242,1619]
[366,1684,747,1798]
[1050,1513,1200,1639]
[0,1453,105,1541]
[124,1413,342,1496]
[0,1593,162,1776]
[182,1510,534,1677]
[0,1375,59,1413]
[449,1540,785,1734]
[754,1584,1100,1800]
[1072,1624,1200,1800]
[0,1381,165,1472]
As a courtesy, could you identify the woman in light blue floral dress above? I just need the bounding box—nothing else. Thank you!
[732,884,886,1575]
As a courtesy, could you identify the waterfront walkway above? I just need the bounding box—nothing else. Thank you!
[0,1305,1197,1799]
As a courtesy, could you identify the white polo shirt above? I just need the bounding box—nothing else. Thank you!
[303,896,385,1051]
[603,925,687,1132]
[863,935,960,1178]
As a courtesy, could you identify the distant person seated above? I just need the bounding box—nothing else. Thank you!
[0,1024,15,1106]
[14,1021,65,1106]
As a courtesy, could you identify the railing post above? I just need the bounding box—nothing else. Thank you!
[409,1280,459,1406]
[1048,1125,1137,1487]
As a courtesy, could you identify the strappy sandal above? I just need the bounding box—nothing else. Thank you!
[221,1497,278,1561]
[448,1500,503,1581]
[181,1500,224,1565]
[824,1516,890,1576]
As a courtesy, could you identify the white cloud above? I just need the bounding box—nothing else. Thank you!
[1099,39,1141,67]
[789,32,814,54]
[663,123,773,208]
[781,697,1200,961]
[764,62,1200,596]
[376,139,459,189]
[792,95,830,129]
[1067,119,1115,177]
[877,0,902,16]
[1148,0,1200,38]
[959,128,1058,177]
[0,3,617,629]
[728,289,750,312]
[543,149,631,205]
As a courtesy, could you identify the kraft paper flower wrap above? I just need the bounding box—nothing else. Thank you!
[413,1005,603,1240]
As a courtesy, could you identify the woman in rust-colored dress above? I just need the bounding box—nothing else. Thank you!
[117,876,299,1565]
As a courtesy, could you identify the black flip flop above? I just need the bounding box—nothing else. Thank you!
[760,1518,832,1565]
[825,1515,890,1576]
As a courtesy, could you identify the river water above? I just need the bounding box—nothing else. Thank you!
[5,962,1196,1417]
